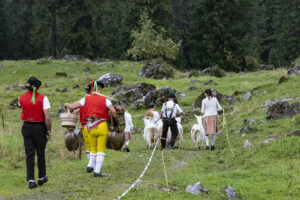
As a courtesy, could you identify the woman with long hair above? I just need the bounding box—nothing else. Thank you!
[201,89,222,151]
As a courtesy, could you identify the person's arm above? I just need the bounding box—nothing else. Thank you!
[108,105,118,119]
[216,98,223,111]
[64,102,82,111]
[201,100,205,114]
[176,104,184,116]
[44,109,52,141]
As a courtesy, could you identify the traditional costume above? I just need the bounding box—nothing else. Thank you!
[201,96,222,150]
[19,77,50,188]
[161,93,183,149]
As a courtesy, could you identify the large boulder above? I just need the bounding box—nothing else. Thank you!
[193,89,237,108]
[222,186,238,200]
[112,82,156,104]
[186,182,209,194]
[62,55,91,62]
[258,64,273,70]
[287,67,300,76]
[266,101,300,121]
[143,87,176,107]
[112,83,177,109]
[97,73,123,87]
[139,61,173,79]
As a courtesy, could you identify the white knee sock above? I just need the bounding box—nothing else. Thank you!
[205,136,209,146]
[87,153,96,168]
[125,139,129,146]
[211,135,216,146]
[86,151,90,160]
[95,153,105,173]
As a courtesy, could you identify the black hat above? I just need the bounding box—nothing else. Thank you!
[149,102,155,108]
[26,77,41,89]
[168,92,176,98]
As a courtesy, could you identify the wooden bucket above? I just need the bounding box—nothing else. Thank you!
[60,108,78,128]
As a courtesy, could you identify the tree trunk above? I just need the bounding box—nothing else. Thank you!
[51,3,57,58]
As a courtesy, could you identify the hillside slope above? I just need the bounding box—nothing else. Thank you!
[0,60,299,200]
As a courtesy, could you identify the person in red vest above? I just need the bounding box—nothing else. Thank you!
[19,77,51,189]
[65,81,117,177]
[72,85,91,160]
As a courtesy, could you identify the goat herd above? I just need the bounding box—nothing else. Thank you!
[143,115,205,150]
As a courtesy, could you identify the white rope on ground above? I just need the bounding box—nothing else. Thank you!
[114,138,160,200]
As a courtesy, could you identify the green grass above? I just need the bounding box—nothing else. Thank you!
[0,59,299,200]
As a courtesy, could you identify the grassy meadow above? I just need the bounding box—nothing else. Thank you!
[0,59,299,200]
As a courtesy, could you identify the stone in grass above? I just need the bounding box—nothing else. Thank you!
[73,85,79,89]
[243,140,253,148]
[56,72,68,77]
[69,75,77,79]
[186,182,210,194]
[45,83,51,88]
[188,86,198,90]
[83,67,90,71]
[243,91,252,101]
[203,80,217,85]
[190,80,201,84]
[263,138,275,144]
[266,101,300,121]
[289,130,300,137]
[0,64,4,68]
[97,73,123,87]
[222,186,238,200]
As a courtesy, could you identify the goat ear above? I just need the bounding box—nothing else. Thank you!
[194,114,199,118]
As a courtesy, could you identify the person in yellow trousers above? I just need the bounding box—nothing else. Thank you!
[72,85,91,160]
[65,81,117,177]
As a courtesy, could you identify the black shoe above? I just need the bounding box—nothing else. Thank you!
[38,176,48,186]
[168,145,175,149]
[86,167,93,173]
[205,146,210,150]
[211,145,215,151]
[94,172,103,177]
[29,182,37,189]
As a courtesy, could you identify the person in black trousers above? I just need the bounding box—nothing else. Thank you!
[160,93,184,149]
[19,77,52,189]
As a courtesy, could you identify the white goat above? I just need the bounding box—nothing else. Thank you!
[157,117,183,149]
[191,115,205,149]
[143,118,159,149]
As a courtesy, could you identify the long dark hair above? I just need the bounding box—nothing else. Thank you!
[205,89,212,97]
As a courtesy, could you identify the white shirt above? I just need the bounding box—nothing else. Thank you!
[18,96,50,110]
[124,111,134,132]
[79,97,112,107]
[161,101,183,118]
[201,97,222,117]
[150,110,160,124]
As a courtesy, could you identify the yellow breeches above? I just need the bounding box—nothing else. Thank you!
[82,127,90,152]
[87,121,109,154]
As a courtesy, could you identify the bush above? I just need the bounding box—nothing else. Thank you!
[244,56,259,71]
[127,13,181,61]
[188,70,202,78]
[211,65,226,77]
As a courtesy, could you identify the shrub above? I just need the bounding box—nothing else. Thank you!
[127,13,181,61]
[211,65,226,77]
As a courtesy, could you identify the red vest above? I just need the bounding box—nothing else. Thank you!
[84,94,109,120]
[80,105,88,127]
[19,91,45,122]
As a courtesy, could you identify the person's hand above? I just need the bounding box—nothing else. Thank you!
[46,131,51,141]
[64,103,70,109]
